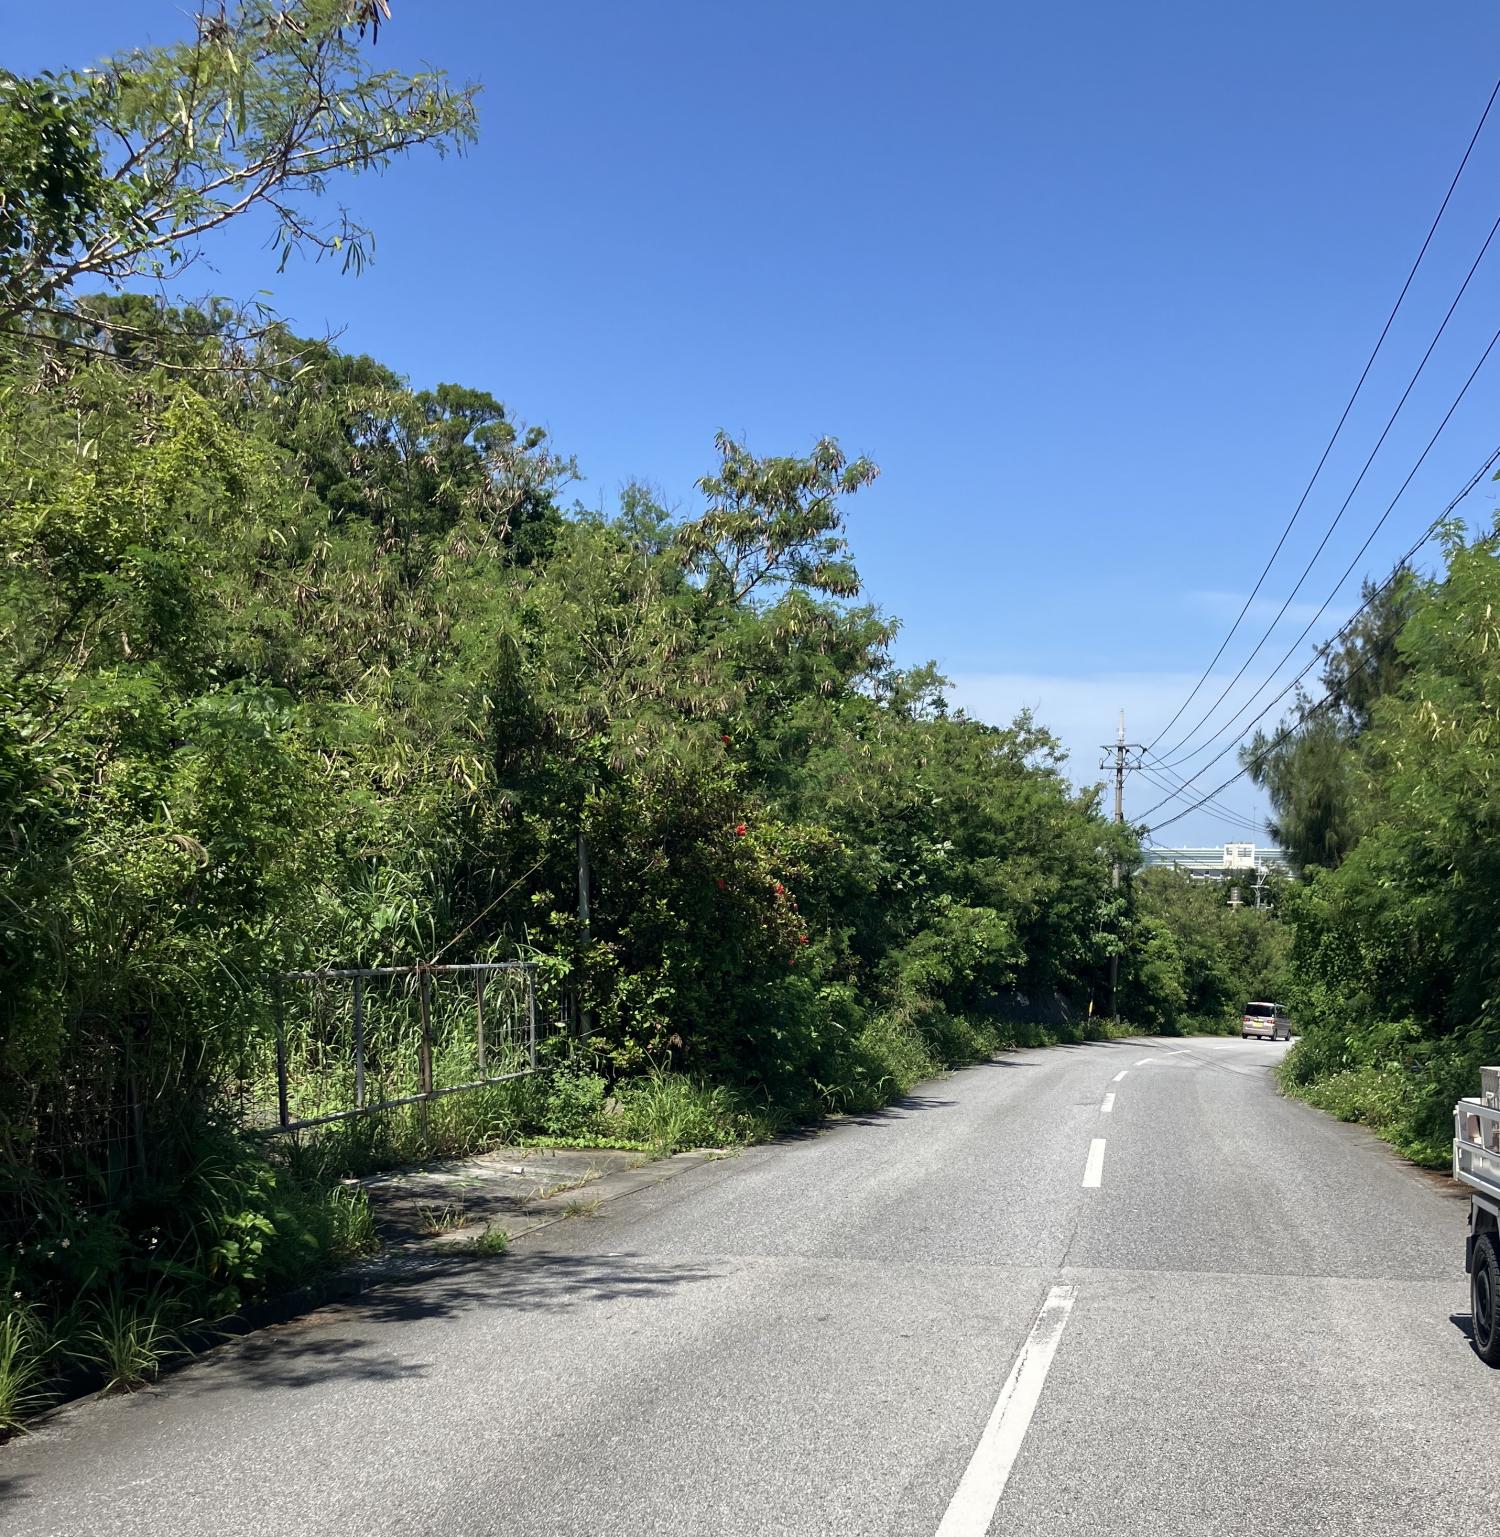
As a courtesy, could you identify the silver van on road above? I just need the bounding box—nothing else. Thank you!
[1241,1001,1292,1041]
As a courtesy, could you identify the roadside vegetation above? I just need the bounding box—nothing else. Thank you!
[0,3,1278,1428]
[1124,868,1289,1036]
[1246,543,1500,1166]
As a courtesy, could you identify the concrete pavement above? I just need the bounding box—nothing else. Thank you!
[3,1035,1492,1536]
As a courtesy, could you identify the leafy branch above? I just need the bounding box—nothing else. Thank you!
[0,0,479,328]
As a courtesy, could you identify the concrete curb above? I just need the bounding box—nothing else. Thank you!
[417,1146,729,1251]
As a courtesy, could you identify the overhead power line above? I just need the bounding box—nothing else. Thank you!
[1144,694,1340,837]
[1156,209,1500,764]
[1140,750,1262,823]
[1136,754,1267,834]
[1157,334,1500,773]
[1137,776,1264,838]
[1146,71,1500,755]
[1139,441,1500,832]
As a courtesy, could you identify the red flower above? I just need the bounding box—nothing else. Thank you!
[734,822,747,837]
[773,881,784,895]
[722,734,732,745]
[715,878,726,890]
[798,934,809,945]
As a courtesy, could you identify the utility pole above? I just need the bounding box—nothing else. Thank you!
[577,827,592,1037]
[1099,711,1143,1020]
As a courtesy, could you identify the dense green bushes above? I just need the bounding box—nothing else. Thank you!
[0,2,1203,1427]
[1,290,1139,1415]
[1251,530,1500,1165]
[0,1124,379,1427]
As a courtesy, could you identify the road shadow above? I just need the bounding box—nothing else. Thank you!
[199,1330,430,1394]
[1446,1310,1500,1372]
[823,1055,1059,1130]
[1415,1168,1473,1204]
[184,1251,723,1398]
[1030,1038,1128,1051]
[839,1092,957,1127]
[769,1088,975,1139]
[0,1474,30,1510]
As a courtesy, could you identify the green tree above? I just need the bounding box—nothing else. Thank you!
[0,0,477,329]
[1242,571,1422,872]
[1276,528,1500,1159]
[0,69,108,299]
[1125,867,1289,1031]
[0,2,1142,1418]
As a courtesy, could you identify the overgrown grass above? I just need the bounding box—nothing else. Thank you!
[77,1293,181,1394]
[0,1129,382,1438]
[612,1069,765,1153]
[0,1304,50,1434]
[1174,1014,1241,1037]
[458,1226,510,1256]
[415,1200,469,1235]
[294,1063,594,1174]
[1277,1052,1451,1167]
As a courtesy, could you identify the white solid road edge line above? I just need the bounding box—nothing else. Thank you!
[1111,1070,1127,1083]
[934,1285,1078,1537]
[1082,1138,1106,1187]
[1101,1092,1115,1113]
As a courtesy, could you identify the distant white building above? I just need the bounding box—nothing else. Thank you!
[1140,844,1291,880]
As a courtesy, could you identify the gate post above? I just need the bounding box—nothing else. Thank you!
[273,975,290,1130]
[475,970,487,1077]
[417,966,434,1097]
[352,973,366,1111]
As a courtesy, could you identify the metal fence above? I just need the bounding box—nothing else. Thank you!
[262,961,539,1132]
[5,1031,157,1220]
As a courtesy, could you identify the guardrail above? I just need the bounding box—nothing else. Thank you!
[1454,1097,1500,1197]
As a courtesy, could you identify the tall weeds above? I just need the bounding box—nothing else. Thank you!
[0,1304,50,1434]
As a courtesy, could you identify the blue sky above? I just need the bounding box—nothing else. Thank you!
[12,1,1500,842]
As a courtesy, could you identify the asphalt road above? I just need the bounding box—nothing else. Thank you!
[4,1035,1493,1536]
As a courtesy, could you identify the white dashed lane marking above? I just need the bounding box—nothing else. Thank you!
[934,1285,1078,1537]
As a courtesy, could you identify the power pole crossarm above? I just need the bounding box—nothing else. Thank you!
[1114,710,1126,825]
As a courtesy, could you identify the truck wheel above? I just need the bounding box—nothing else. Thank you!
[1473,1235,1500,1367]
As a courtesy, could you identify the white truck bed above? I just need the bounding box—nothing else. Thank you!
[1454,1096,1500,1201]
